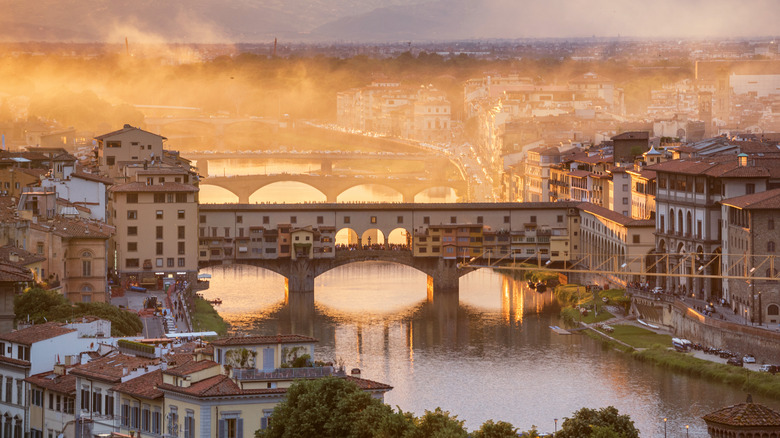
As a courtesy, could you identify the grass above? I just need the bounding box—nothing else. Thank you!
[608,324,672,349]
[557,284,617,326]
[191,296,229,336]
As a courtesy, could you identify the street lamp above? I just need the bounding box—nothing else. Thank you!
[663,418,667,438]
[554,418,558,434]
[685,424,689,437]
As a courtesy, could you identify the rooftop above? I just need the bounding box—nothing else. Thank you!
[0,322,75,346]
[210,334,318,347]
[703,401,780,428]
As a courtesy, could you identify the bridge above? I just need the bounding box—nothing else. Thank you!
[199,173,468,203]
[201,249,474,296]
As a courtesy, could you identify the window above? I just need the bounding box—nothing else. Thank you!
[126,259,139,268]
[178,242,185,255]
[633,235,640,243]
[770,219,775,230]
[317,216,324,224]
[168,407,179,437]
[178,210,185,219]
[397,216,404,224]
[184,410,195,438]
[142,404,151,432]
[769,305,780,316]
[236,215,243,224]
[154,193,165,203]
[504,216,510,223]
[769,241,776,253]
[622,184,628,191]
[622,198,629,205]
[343,216,350,224]
[263,216,270,224]
[200,215,206,223]
[178,258,186,267]
[156,258,163,267]
[167,258,174,267]
[127,210,137,219]
[128,242,137,251]
[153,408,162,434]
[176,193,187,203]
[156,226,163,239]
[156,242,164,255]
[369,216,377,224]
[156,210,164,219]
[450,216,457,224]
[106,156,116,166]
[178,226,186,239]
[82,259,91,277]
[219,418,240,438]
[32,389,42,407]
[424,216,430,225]
[17,346,29,361]
[224,227,230,238]
[122,402,130,427]
[530,216,537,223]
[127,226,138,236]
[747,183,755,195]
[290,216,297,224]
[92,390,102,415]
[81,386,90,411]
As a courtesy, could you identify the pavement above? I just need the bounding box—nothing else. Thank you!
[112,288,192,339]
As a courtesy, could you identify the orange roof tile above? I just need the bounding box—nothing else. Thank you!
[0,322,74,346]
[703,402,780,427]
[210,334,318,347]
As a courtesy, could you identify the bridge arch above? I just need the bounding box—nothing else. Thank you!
[413,186,459,203]
[337,183,404,203]
[248,182,327,203]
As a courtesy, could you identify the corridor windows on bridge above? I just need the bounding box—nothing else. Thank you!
[450,216,457,224]
[371,216,377,224]
[344,216,351,224]
[397,216,403,224]
[424,216,430,225]
[200,215,206,223]
[633,235,640,243]
[317,216,324,224]
[477,216,483,224]
[768,241,775,253]
[263,216,269,224]
[504,216,510,223]
[291,216,297,224]
[557,215,563,223]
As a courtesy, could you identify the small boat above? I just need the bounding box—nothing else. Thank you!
[535,282,546,292]
[208,298,223,305]
[128,285,147,293]
[527,281,536,289]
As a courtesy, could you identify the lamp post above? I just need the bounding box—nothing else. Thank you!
[663,418,667,438]
[554,418,558,434]
[686,424,689,437]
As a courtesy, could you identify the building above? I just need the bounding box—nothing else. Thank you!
[0,261,32,333]
[703,395,780,437]
[109,170,199,286]
[612,131,651,165]
[26,364,77,438]
[720,188,780,324]
[95,125,166,179]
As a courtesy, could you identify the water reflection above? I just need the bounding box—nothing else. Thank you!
[201,264,779,436]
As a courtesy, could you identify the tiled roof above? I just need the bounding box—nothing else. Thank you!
[0,322,75,345]
[25,369,76,394]
[69,353,158,383]
[95,125,165,141]
[109,182,198,193]
[71,169,114,185]
[0,261,32,282]
[158,374,243,397]
[722,188,780,210]
[0,245,46,265]
[210,334,318,347]
[577,202,655,227]
[568,170,591,178]
[0,355,30,368]
[112,369,163,400]
[163,360,219,377]
[703,402,780,427]
[345,375,393,391]
[0,197,18,223]
[49,217,112,239]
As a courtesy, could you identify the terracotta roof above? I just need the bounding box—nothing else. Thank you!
[158,374,243,397]
[722,188,780,210]
[0,322,75,345]
[48,217,112,239]
[25,369,77,394]
[0,355,30,368]
[568,170,591,178]
[577,202,655,227]
[95,125,165,141]
[210,334,318,347]
[109,182,198,193]
[163,360,219,377]
[0,261,32,282]
[613,131,649,140]
[0,245,45,266]
[71,169,114,185]
[344,375,393,391]
[0,197,18,223]
[112,369,163,400]
[69,353,158,383]
[703,402,780,427]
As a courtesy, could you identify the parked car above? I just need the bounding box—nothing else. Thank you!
[759,364,779,374]
[727,357,744,367]
[743,354,756,363]
[651,287,663,294]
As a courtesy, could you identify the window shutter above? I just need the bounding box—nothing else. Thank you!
[260,417,268,430]
[218,419,226,438]
[237,419,243,438]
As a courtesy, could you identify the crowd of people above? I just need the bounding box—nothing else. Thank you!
[335,243,411,251]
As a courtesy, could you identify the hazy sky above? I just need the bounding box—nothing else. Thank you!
[1,0,778,43]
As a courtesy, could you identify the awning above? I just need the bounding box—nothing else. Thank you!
[197,273,212,279]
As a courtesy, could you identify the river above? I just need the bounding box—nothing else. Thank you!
[198,263,778,437]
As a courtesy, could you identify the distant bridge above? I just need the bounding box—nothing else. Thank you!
[144,116,280,148]
[200,173,467,203]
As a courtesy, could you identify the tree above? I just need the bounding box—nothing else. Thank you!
[472,419,518,438]
[556,406,638,438]
[413,408,468,438]
[256,376,412,438]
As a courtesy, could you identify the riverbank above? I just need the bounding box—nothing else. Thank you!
[190,295,229,336]
[583,322,780,399]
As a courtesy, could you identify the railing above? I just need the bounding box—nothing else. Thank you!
[233,366,346,381]
[628,288,675,303]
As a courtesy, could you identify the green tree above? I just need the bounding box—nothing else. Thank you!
[472,419,518,438]
[256,376,412,438]
[556,406,638,438]
[414,408,468,438]
[14,287,70,323]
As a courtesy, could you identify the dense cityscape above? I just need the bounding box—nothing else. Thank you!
[2,1,780,437]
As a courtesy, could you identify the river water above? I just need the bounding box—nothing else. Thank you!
[199,263,778,437]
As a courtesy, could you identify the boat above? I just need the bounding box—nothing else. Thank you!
[535,282,546,292]
[527,281,536,289]
[128,285,147,293]
[207,298,223,305]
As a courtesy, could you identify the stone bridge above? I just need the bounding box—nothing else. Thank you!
[200,173,467,203]
[200,249,475,295]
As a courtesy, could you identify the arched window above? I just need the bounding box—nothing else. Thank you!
[768,304,780,316]
[769,241,776,253]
